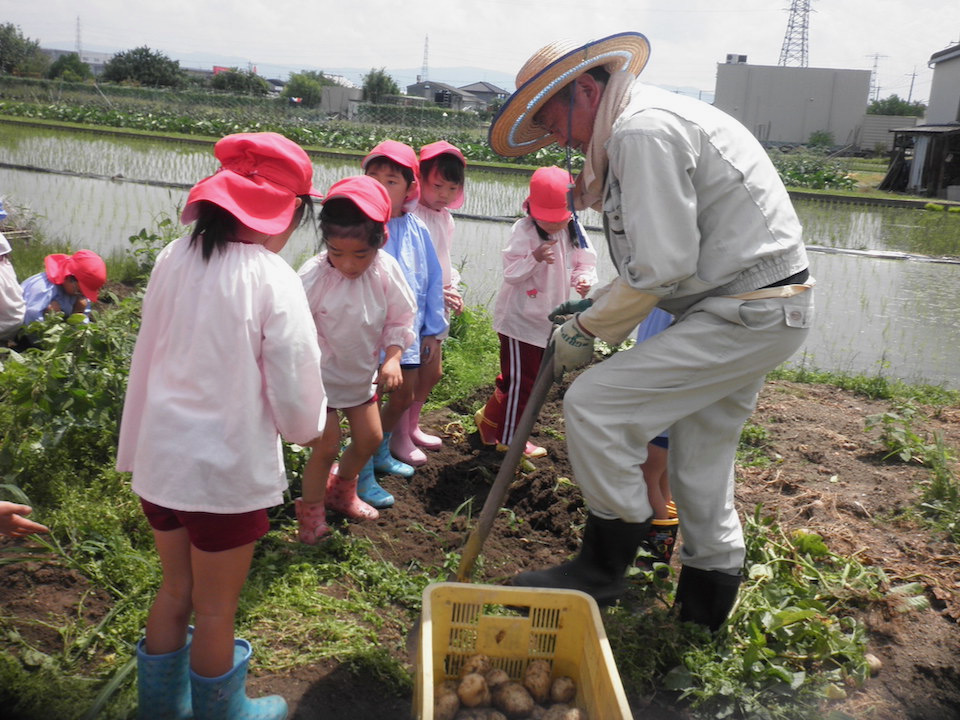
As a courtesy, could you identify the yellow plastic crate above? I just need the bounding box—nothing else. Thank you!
[414,582,633,719]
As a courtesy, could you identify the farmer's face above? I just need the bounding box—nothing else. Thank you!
[533,75,602,151]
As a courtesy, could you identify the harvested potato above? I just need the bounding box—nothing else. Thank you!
[434,679,461,720]
[460,653,492,678]
[529,705,549,719]
[458,672,492,708]
[549,676,576,704]
[522,660,552,704]
[485,667,511,689]
[492,681,535,718]
[542,705,589,720]
[454,711,507,720]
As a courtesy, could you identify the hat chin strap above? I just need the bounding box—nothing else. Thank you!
[564,86,589,249]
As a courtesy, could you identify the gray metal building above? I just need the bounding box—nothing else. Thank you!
[713,61,871,147]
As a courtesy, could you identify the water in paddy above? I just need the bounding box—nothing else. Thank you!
[2,124,959,388]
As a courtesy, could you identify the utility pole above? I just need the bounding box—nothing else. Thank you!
[906,67,917,103]
[421,35,429,83]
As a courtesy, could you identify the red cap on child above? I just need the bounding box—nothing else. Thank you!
[182,132,322,235]
[524,166,574,224]
[419,141,466,210]
[323,176,392,227]
[362,140,420,211]
[44,250,107,302]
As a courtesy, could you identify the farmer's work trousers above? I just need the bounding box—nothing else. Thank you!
[564,291,814,574]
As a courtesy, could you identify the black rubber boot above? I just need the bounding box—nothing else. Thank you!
[674,565,742,632]
[510,513,650,606]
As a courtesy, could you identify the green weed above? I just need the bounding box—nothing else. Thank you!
[610,508,905,719]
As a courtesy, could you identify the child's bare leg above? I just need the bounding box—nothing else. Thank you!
[380,368,417,433]
[301,412,341,504]
[189,541,256,678]
[339,402,382,479]
[145,526,193,655]
[641,443,670,519]
[414,345,442,403]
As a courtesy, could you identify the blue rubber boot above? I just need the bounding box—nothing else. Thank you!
[356,458,395,508]
[372,433,414,478]
[136,627,193,720]
[190,639,287,720]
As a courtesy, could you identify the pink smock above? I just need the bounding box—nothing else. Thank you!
[297,250,416,408]
[492,217,598,348]
[117,236,327,513]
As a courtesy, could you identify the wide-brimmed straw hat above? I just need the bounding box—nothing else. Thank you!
[182,132,322,235]
[488,32,650,158]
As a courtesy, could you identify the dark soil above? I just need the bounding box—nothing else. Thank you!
[2,379,960,719]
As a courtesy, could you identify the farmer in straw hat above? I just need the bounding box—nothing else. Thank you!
[491,32,815,631]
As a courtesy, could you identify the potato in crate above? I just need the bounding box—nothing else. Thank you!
[414,582,633,720]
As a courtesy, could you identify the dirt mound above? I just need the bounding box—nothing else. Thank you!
[2,379,960,719]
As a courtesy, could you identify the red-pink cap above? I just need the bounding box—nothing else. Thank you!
[44,250,107,302]
[419,141,466,209]
[362,140,421,211]
[323,176,392,225]
[419,140,466,166]
[524,166,573,224]
[181,132,322,235]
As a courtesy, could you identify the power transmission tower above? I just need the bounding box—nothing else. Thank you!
[779,0,811,68]
[421,35,429,83]
[866,53,888,102]
[75,16,82,57]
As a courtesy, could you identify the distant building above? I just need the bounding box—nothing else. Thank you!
[458,81,509,109]
[41,48,112,76]
[405,80,483,112]
[882,43,960,199]
[714,60,871,147]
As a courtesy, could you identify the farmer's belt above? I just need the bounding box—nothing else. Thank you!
[728,268,813,301]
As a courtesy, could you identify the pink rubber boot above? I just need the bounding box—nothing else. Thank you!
[325,472,379,520]
[409,400,442,450]
[295,498,331,545]
[390,410,428,466]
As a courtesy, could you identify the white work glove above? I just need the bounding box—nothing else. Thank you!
[552,315,595,379]
[578,277,660,345]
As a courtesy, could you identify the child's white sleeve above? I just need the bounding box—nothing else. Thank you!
[260,276,327,445]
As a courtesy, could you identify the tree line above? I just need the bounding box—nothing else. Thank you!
[0,22,401,108]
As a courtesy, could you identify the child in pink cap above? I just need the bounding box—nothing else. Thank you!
[117,132,327,720]
[361,140,447,488]
[20,249,106,326]
[407,141,467,452]
[476,166,597,459]
[295,176,417,536]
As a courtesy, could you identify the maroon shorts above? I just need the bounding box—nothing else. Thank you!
[140,499,270,553]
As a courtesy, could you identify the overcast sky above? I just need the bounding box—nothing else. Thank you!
[3,0,958,103]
